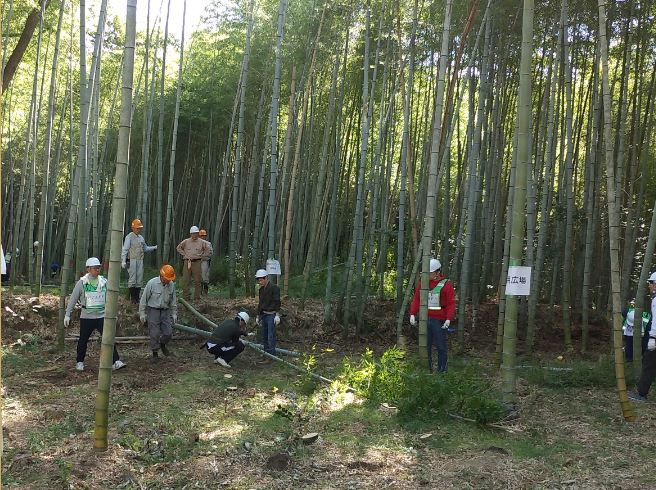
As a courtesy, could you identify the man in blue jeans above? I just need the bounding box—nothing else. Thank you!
[255,269,281,355]
[409,258,456,373]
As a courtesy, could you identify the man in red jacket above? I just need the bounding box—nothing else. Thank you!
[409,258,456,373]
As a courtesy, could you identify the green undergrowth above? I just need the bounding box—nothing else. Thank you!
[336,348,506,424]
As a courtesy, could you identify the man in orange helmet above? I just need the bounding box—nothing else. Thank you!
[121,218,158,304]
[198,229,213,295]
[140,264,178,362]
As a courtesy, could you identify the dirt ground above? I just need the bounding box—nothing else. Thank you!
[2,293,652,489]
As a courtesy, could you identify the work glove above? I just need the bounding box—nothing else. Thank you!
[64,315,71,328]
[442,319,450,330]
[409,315,416,326]
[153,245,158,250]
[121,261,127,269]
[187,260,192,270]
[649,338,656,351]
[255,316,261,326]
[172,314,177,324]
[274,314,281,326]
[140,314,147,324]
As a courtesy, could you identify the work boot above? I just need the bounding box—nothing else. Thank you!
[161,343,171,357]
[151,350,160,363]
[130,287,139,304]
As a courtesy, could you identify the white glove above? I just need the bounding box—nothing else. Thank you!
[121,261,127,269]
[409,315,416,326]
[64,316,71,327]
[648,338,656,351]
[442,319,450,330]
[172,314,177,324]
[255,316,260,326]
[154,245,158,250]
[274,314,281,326]
[140,314,147,324]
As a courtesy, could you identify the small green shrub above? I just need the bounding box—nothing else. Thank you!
[338,348,505,424]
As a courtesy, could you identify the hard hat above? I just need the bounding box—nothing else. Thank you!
[85,257,101,267]
[237,311,250,324]
[429,258,442,273]
[626,310,635,326]
[190,225,200,234]
[199,229,208,237]
[131,218,143,230]
[160,264,176,281]
[255,269,268,279]
[649,272,656,283]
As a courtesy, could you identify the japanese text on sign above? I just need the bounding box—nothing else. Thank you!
[505,266,532,296]
[266,259,281,275]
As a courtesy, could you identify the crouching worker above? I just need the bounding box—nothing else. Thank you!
[202,311,250,368]
[65,257,125,372]
[140,265,178,363]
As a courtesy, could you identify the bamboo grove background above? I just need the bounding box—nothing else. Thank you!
[2,0,656,352]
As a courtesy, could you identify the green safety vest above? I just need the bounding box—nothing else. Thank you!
[428,279,448,310]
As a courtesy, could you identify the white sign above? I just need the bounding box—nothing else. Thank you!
[266,259,281,276]
[505,266,532,296]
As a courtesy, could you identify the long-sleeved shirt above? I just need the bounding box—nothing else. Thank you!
[139,276,178,317]
[201,239,214,261]
[176,237,211,261]
[258,280,281,314]
[66,274,108,319]
[209,318,244,345]
[409,275,456,321]
[649,295,656,339]
[121,232,156,261]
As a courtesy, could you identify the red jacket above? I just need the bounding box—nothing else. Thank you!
[409,275,456,321]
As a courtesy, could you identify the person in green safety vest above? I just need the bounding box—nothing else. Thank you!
[409,258,456,373]
[630,272,656,402]
[622,305,651,362]
[64,257,125,372]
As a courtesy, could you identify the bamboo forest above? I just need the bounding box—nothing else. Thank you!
[2,0,656,487]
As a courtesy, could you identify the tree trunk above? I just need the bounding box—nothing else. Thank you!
[94,0,137,450]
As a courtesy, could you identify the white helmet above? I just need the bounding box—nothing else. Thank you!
[626,310,635,326]
[85,257,101,267]
[189,225,200,234]
[429,258,442,273]
[649,272,656,283]
[237,311,250,324]
[255,269,268,279]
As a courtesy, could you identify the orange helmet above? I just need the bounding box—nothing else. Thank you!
[131,218,144,231]
[160,264,176,281]
[199,229,208,237]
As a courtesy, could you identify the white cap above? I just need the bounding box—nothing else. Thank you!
[429,258,442,273]
[85,257,101,267]
[626,310,635,326]
[33,241,39,247]
[189,225,200,234]
[237,311,250,324]
[255,269,268,278]
[649,272,656,283]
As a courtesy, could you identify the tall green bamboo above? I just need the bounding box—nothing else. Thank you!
[162,0,187,262]
[418,0,452,354]
[501,0,533,409]
[94,0,138,451]
[597,0,635,422]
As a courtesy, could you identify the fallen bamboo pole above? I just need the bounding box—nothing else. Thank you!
[172,322,336,386]
[178,298,300,357]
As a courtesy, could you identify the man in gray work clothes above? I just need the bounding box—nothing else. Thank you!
[140,264,178,362]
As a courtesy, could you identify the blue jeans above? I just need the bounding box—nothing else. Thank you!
[260,313,276,354]
[427,318,448,372]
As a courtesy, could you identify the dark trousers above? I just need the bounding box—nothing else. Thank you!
[77,317,119,363]
[427,318,448,373]
[624,334,649,362]
[207,341,245,363]
[637,349,656,397]
[260,313,276,354]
